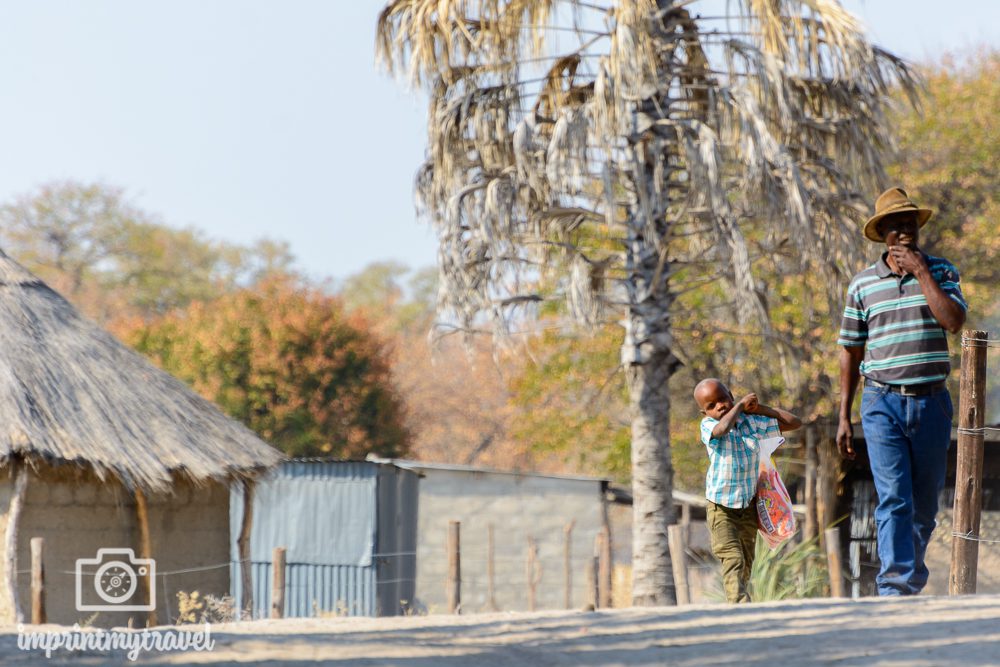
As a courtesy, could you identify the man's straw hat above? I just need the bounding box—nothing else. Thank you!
[863,187,934,242]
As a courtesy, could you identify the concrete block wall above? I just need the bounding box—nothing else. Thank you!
[413,469,605,613]
[0,469,230,627]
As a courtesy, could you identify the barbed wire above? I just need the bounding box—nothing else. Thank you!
[957,427,1000,436]
[951,531,1000,545]
[961,336,998,347]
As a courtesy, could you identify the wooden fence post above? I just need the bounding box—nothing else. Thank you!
[447,520,461,614]
[667,524,690,605]
[817,422,841,547]
[825,527,845,598]
[563,521,574,609]
[30,537,44,625]
[237,480,255,619]
[804,424,818,542]
[134,489,157,627]
[597,527,611,608]
[586,555,598,610]
[526,536,541,611]
[271,547,286,619]
[950,330,989,595]
[486,523,498,611]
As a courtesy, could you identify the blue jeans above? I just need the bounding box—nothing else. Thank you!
[861,383,953,596]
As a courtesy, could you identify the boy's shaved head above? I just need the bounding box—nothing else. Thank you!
[693,378,727,409]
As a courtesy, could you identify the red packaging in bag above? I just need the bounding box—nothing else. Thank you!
[751,436,797,549]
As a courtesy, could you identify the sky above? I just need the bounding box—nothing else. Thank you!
[0,1,998,284]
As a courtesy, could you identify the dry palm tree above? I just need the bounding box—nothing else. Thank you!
[377,0,917,605]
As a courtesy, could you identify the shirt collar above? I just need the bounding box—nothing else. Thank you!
[875,252,895,278]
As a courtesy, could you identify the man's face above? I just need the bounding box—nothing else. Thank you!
[877,213,919,248]
[696,382,734,420]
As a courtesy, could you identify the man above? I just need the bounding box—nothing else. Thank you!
[836,187,967,596]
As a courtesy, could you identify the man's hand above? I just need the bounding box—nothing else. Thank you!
[739,393,759,413]
[888,243,927,277]
[836,418,856,460]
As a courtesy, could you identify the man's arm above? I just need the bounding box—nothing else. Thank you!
[889,247,966,333]
[836,346,865,460]
[752,404,802,432]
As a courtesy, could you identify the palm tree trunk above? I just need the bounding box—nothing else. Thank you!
[623,141,681,606]
[625,327,678,605]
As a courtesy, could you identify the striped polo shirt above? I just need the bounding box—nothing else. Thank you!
[837,252,967,385]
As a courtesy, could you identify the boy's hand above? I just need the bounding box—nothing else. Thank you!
[739,393,759,413]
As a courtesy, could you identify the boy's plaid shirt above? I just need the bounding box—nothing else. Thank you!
[700,413,781,509]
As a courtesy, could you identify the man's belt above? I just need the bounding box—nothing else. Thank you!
[864,378,947,397]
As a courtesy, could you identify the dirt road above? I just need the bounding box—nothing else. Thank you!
[2,594,998,666]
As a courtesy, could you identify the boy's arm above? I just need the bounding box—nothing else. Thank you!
[752,404,802,432]
[710,394,756,438]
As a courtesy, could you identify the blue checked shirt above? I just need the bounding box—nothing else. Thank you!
[701,414,781,508]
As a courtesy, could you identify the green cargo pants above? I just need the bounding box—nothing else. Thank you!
[706,499,758,603]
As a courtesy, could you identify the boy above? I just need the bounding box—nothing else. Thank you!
[693,378,801,603]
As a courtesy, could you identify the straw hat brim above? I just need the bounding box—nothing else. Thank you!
[863,206,934,242]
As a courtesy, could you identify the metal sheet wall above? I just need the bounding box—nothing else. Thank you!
[230,460,418,618]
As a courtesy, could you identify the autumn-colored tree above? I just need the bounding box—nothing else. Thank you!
[338,261,567,471]
[113,276,411,459]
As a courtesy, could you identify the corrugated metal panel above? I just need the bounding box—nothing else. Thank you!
[244,562,376,618]
[230,460,419,618]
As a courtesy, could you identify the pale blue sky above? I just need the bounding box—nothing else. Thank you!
[0,1,997,283]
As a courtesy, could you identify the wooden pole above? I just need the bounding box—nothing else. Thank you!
[270,547,286,619]
[804,424,818,542]
[30,537,44,625]
[950,330,989,596]
[667,524,690,605]
[680,503,692,544]
[446,520,460,614]
[486,523,498,611]
[237,480,255,619]
[586,555,598,610]
[4,460,27,624]
[563,521,574,609]
[134,488,157,627]
[817,423,840,548]
[526,536,539,611]
[825,527,845,598]
[597,527,612,608]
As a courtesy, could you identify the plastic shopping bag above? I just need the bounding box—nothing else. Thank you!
[753,436,797,549]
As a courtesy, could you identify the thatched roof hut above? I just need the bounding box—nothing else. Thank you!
[0,250,282,491]
[0,250,282,626]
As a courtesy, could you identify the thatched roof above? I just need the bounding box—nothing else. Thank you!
[0,250,283,492]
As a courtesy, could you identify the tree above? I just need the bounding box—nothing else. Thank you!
[113,276,411,459]
[339,261,549,471]
[0,181,295,321]
[889,50,1000,326]
[378,0,916,605]
[888,50,1000,420]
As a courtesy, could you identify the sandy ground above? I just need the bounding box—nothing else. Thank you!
[2,594,999,666]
